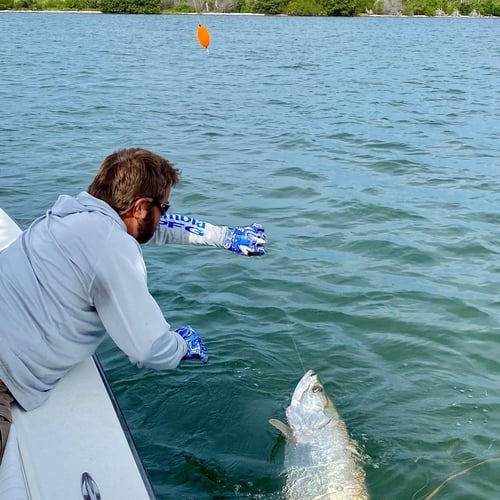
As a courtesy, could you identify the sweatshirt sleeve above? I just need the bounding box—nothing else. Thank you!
[145,214,228,247]
[91,232,187,370]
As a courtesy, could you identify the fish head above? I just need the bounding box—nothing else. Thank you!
[286,370,336,437]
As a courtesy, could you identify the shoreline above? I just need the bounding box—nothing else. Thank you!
[0,8,497,16]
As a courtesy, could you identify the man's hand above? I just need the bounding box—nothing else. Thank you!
[175,326,208,363]
[224,224,266,256]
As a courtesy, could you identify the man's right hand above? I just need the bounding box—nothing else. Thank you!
[175,326,208,363]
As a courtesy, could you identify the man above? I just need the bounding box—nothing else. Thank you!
[0,148,266,462]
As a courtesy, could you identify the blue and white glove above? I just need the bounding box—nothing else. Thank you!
[175,326,208,363]
[224,223,266,256]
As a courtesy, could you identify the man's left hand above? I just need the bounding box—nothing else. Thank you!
[224,223,266,256]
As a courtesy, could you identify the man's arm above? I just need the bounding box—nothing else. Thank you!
[92,234,188,370]
[146,214,266,256]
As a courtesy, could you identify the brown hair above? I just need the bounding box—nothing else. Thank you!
[88,148,180,214]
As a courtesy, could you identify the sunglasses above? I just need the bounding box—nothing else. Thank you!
[146,197,170,215]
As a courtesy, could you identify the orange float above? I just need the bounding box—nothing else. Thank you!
[196,24,210,49]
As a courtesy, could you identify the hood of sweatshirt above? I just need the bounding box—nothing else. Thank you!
[49,191,126,231]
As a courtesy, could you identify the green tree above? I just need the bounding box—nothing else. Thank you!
[285,0,325,14]
[67,0,89,8]
[252,0,285,13]
[232,0,247,10]
[14,0,38,8]
[320,0,355,14]
[100,0,160,13]
[354,0,376,13]
[484,0,500,14]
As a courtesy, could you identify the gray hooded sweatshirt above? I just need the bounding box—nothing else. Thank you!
[0,192,226,411]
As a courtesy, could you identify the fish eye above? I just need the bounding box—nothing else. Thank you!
[312,385,323,394]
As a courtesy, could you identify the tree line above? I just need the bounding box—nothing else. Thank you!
[1,0,499,17]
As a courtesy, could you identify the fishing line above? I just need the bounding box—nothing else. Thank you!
[416,457,500,500]
[193,0,202,17]
[193,0,210,53]
[289,326,306,374]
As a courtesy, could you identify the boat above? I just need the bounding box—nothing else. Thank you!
[0,208,155,500]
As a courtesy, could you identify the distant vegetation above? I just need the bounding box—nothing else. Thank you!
[1,0,499,16]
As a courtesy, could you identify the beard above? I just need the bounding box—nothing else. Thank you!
[136,208,157,244]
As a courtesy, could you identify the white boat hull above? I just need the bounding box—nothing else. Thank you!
[12,357,154,500]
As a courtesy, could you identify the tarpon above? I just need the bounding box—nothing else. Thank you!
[269,370,368,499]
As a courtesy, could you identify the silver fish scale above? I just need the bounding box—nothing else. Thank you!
[283,421,367,499]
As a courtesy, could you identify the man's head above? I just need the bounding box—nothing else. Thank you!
[88,148,180,243]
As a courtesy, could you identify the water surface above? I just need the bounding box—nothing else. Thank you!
[1,12,499,499]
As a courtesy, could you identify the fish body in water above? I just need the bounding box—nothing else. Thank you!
[270,370,368,499]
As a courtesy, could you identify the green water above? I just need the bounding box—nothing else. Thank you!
[1,12,499,499]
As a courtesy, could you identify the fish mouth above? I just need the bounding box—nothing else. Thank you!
[291,370,319,404]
